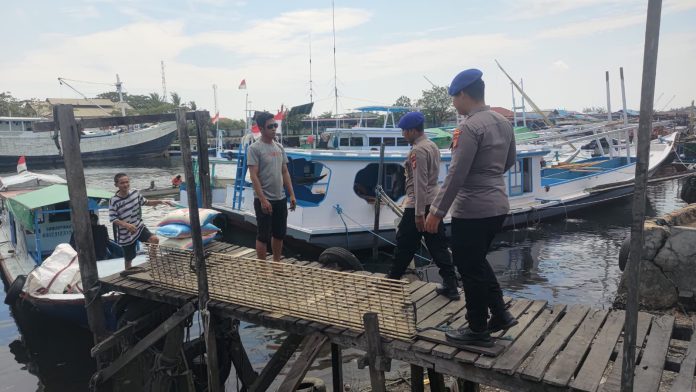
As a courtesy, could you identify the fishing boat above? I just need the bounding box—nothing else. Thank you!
[0,182,147,327]
[207,133,676,250]
[0,116,177,169]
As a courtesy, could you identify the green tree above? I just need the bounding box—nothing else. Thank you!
[318,111,333,119]
[416,86,455,127]
[189,101,197,110]
[170,92,182,107]
[582,106,606,114]
[0,92,35,116]
[394,95,413,108]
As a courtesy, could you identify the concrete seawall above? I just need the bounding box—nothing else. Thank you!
[615,204,696,309]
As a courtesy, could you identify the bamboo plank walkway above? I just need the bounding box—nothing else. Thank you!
[99,242,696,391]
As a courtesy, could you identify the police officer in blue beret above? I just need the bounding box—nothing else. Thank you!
[387,112,460,300]
[425,69,518,347]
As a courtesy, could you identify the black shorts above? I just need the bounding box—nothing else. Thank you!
[254,198,288,243]
[122,226,154,262]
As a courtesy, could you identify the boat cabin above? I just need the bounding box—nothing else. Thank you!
[0,184,116,263]
[0,117,41,133]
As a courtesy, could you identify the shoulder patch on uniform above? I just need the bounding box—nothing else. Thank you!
[410,151,417,169]
[452,128,461,149]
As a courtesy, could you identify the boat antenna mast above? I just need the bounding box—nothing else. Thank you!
[495,60,552,127]
[332,0,339,128]
[161,60,168,104]
[57,77,114,117]
[115,74,126,116]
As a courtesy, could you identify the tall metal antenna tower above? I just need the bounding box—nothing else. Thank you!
[161,60,168,103]
[309,34,314,103]
[332,0,339,127]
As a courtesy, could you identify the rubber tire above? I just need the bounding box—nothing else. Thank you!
[296,377,327,392]
[318,247,364,271]
[618,237,630,272]
[4,275,26,305]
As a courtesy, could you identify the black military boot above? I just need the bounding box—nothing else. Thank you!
[487,310,518,333]
[435,278,461,300]
[445,326,493,347]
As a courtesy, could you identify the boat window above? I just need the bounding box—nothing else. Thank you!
[287,158,331,206]
[383,138,396,146]
[508,158,532,196]
[351,137,364,147]
[397,138,409,146]
[353,163,406,203]
[369,137,381,146]
[339,137,350,147]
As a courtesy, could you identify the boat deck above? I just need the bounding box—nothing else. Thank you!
[99,241,696,391]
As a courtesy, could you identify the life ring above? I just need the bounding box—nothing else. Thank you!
[318,247,364,271]
[4,275,26,305]
[618,237,630,272]
[296,377,327,392]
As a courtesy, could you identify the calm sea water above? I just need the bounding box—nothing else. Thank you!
[0,158,688,390]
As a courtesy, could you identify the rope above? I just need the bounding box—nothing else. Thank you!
[333,204,350,248]
[333,204,432,262]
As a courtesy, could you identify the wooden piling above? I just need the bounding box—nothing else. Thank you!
[176,108,221,391]
[622,1,663,391]
[194,111,212,208]
[331,343,344,392]
[54,105,109,351]
[363,312,387,392]
[410,364,424,392]
[372,143,386,261]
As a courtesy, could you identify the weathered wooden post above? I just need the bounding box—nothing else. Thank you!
[195,111,212,208]
[410,365,424,392]
[372,143,386,261]
[622,0,663,391]
[363,312,387,392]
[331,343,344,392]
[55,104,108,352]
[176,108,221,391]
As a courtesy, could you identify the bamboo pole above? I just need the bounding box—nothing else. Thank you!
[176,108,221,391]
[622,1,663,390]
[194,111,212,208]
[54,105,108,353]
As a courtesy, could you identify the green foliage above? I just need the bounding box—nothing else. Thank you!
[394,95,413,108]
[582,106,606,114]
[96,91,177,115]
[189,101,197,110]
[416,86,455,127]
[0,92,35,116]
[170,92,182,107]
[216,117,246,130]
[318,111,333,119]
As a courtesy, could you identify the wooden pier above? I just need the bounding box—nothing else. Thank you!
[99,241,696,392]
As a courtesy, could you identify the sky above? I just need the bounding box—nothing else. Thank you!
[1,0,695,120]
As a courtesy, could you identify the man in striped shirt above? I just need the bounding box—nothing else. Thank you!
[109,173,172,269]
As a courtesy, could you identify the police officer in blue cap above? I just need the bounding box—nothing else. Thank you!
[425,69,518,347]
[387,112,459,300]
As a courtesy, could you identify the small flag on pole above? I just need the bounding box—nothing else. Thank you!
[17,156,27,173]
[211,112,220,124]
[238,79,247,90]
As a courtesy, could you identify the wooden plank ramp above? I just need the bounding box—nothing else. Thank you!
[97,241,694,392]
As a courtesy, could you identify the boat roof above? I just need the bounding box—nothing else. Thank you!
[0,171,67,191]
[0,116,44,121]
[6,184,113,210]
[285,146,550,161]
[5,184,113,229]
[354,106,415,113]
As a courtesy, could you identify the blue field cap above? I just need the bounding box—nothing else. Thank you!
[448,68,483,96]
[398,111,425,130]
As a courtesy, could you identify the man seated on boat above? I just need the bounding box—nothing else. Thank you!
[425,68,518,347]
[110,173,172,269]
[69,212,110,261]
[247,112,297,262]
[387,111,460,300]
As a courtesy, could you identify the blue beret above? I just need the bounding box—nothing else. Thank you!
[398,111,425,130]
[448,68,483,96]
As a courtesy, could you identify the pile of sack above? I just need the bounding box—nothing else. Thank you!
[157,208,221,249]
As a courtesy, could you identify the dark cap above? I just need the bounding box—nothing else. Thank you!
[398,111,425,130]
[448,68,483,96]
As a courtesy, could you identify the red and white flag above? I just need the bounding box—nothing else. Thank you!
[17,156,27,173]
[211,112,220,124]
[238,79,247,90]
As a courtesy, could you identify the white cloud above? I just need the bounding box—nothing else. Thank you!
[61,4,101,19]
[505,0,632,20]
[551,60,569,71]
